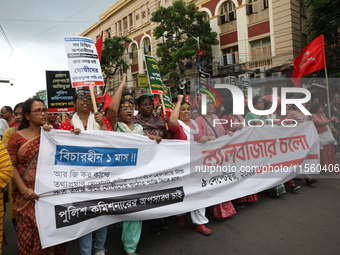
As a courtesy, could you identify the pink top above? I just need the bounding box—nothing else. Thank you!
[194,115,225,140]
[287,110,310,122]
[220,114,247,131]
[310,114,327,134]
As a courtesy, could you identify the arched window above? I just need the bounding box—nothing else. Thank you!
[202,11,209,22]
[219,1,236,25]
[143,37,151,54]
[130,43,138,60]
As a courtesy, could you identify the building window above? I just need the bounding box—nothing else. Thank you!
[106,28,111,38]
[263,0,269,9]
[222,46,239,65]
[118,21,122,35]
[246,0,258,15]
[158,1,162,7]
[129,43,138,64]
[123,17,128,30]
[142,11,146,18]
[143,37,151,54]
[301,33,308,47]
[136,14,140,20]
[300,0,307,17]
[129,14,133,27]
[250,37,271,60]
[219,1,236,25]
[202,11,209,22]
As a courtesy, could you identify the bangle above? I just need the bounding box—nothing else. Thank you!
[22,188,29,196]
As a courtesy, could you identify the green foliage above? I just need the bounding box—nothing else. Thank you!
[151,0,218,85]
[101,36,132,80]
[31,89,46,99]
[304,0,340,72]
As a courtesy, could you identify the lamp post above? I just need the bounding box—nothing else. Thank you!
[183,31,200,71]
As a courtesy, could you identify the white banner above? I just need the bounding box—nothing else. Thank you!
[64,36,104,87]
[35,122,320,248]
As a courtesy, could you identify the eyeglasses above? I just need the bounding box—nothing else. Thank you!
[48,113,57,115]
[257,101,264,104]
[207,102,214,106]
[31,108,48,115]
[120,106,134,111]
[77,95,91,100]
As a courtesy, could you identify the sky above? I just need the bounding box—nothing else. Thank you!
[0,0,116,108]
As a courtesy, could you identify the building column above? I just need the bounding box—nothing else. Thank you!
[268,0,275,57]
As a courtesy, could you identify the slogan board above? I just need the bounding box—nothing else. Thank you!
[46,70,75,113]
[64,36,104,87]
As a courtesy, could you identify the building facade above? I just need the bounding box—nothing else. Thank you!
[80,0,308,97]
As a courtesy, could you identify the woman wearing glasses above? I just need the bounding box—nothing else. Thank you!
[106,74,159,255]
[7,98,66,254]
[245,95,269,125]
[60,88,112,255]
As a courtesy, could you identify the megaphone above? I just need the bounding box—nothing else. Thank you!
[179,79,186,90]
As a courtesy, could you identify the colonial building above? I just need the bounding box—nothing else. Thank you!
[80,0,308,97]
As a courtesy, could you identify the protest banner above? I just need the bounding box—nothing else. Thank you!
[144,55,165,95]
[64,36,104,112]
[46,70,75,113]
[64,36,104,87]
[35,122,320,248]
[163,86,173,111]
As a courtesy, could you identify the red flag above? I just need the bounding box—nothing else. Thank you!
[291,34,326,87]
[95,31,103,63]
[103,93,112,110]
[196,48,204,58]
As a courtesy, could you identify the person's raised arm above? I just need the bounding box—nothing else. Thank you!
[169,95,184,126]
[106,73,127,125]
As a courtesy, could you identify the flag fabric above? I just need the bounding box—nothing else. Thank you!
[95,31,104,63]
[291,34,326,87]
[95,92,112,110]
[102,93,112,110]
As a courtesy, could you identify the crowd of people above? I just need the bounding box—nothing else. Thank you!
[0,83,339,255]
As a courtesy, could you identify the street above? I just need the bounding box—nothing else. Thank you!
[3,175,340,255]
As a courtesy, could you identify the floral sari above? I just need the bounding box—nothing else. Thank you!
[8,132,66,255]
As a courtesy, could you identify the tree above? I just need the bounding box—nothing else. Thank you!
[151,0,219,86]
[304,0,340,74]
[101,36,132,86]
[31,89,46,99]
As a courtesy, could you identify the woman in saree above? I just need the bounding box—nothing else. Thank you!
[169,95,213,235]
[7,98,66,255]
[106,73,155,255]
[60,88,112,255]
[131,94,169,235]
[194,97,236,220]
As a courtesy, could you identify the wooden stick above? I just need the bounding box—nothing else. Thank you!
[89,86,98,112]
[160,94,168,130]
